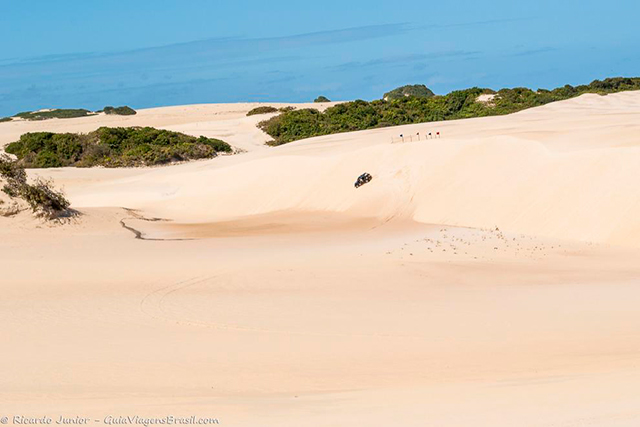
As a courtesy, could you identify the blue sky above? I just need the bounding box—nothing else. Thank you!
[1,0,639,116]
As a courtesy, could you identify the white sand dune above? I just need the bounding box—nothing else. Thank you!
[0,102,339,153]
[18,91,640,245]
[2,92,640,426]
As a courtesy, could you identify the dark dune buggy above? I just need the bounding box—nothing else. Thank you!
[354,172,373,188]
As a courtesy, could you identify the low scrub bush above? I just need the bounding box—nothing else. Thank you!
[103,106,137,116]
[0,154,70,219]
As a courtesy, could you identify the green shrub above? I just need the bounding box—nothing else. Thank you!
[260,77,640,145]
[0,155,26,182]
[314,96,331,103]
[6,127,233,168]
[0,154,70,218]
[384,84,435,101]
[35,151,64,168]
[259,108,324,145]
[103,105,137,115]
[20,177,71,217]
[0,117,11,123]
[196,135,232,153]
[247,106,279,116]
[6,132,85,167]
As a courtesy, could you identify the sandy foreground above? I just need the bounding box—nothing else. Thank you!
[2,94,640,426]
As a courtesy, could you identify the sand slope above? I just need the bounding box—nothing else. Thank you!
[24,90,640,246]
[2,92,640,426]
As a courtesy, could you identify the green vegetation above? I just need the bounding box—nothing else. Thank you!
[314,96,331,103]
[383,84,435,101]
[103,105,137,116]
[259,77,640,146]
[5,127,233,168]
[13,109,95,121]
[0,117,12,123]
[247,106,279,116]
[0,154,71,219]
[5,105,136,121]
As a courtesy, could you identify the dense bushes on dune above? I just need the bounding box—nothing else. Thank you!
[259,77,640,145]
[5,127,232,168]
